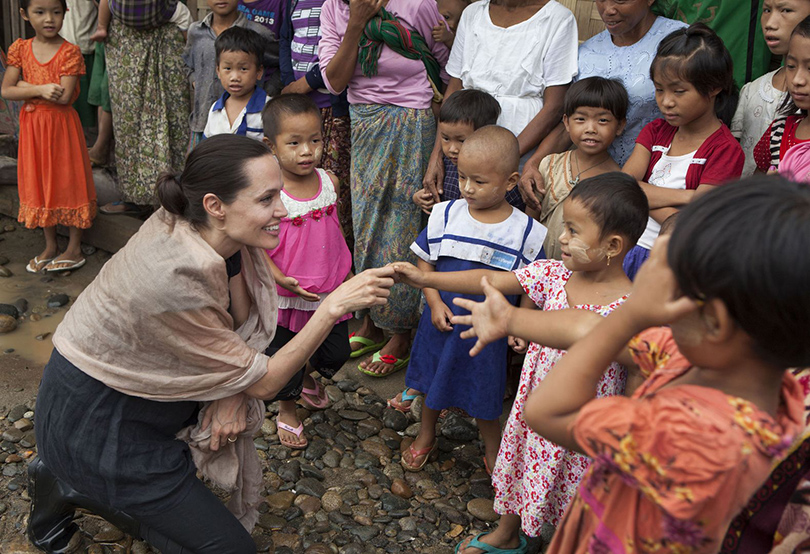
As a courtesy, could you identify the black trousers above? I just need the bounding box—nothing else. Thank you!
[265,320,351,400]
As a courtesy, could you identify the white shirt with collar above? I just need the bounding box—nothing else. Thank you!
[203,88,270,141]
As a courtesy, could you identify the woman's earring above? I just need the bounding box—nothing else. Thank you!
[606,254,611,266]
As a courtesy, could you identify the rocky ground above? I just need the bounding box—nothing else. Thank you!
[0,215,552,553]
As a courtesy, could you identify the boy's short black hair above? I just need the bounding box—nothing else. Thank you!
[21,0,68,11]
[668,176,810,368]
[567,172,648,247]
[262,93,321,140]
[439,89,501,129]
[215,26,266,66]
[563,77,629,121]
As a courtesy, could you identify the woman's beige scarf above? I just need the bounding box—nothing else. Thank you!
[53,208,279,529]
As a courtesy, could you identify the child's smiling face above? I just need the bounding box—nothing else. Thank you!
[563,106,625,156]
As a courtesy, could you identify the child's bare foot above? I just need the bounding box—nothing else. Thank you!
[90,27,108,42]
[277,402,307,449]
[87,145,109,167]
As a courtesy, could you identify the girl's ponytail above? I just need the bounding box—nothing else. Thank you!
[155,172,189,217]
[651,23,737,126]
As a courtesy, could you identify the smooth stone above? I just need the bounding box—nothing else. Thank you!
[277,459,301,483]
[390,478,412,499]
[7,405,26,422]
[404,423,420,438]
[410,395,424,422]
[338,409,369,421]
[304,545,333,554]
[296,477,326,498]
[440,414,479,442]
[300,464,324,480]
[314,422,337,440]
[81,244,97,256]
[0,256,8,265]
[4,225,15,232]
[353,452,377,470]
[261,418,276,435]
[2,428,23,443]
[0,304,18,319]
[320,490,343,512]
[336,380,360,392]
[367,483,384,500]
[380,492,410,512]
[356,419,383,442]
[283,505,302,521]
[325,385,344,403]
[294,494,322,514]
[304,439,329,461]
[381,409,408,432]
[13,418,32,432]
[13,298,27,314]
[272,533,301,550]
[437,505,467,526]
[3,349,13,354]
[467,498,499,522]
[470,482,494,499]
[93,522,125,542]
[23,410,34,419]
[29,314,41,322]
[349,525,380,542]
[46,294,69,308]
[361,438,392,459]
[257,513,286,531]
[266,491,295,511]
[322,450,341,468]
[0,315,16,333]
[267,445,289,460]
[253,437,269,451]
[35,332,50,341]
[0,266,12,278]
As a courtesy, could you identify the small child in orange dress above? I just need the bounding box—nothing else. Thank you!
[1,0,96,273]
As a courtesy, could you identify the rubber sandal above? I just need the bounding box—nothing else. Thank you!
[455,532,528,554]
[400,440,437,472]
[277,416,308,450]
[387,388,420,414]
[44,258,86,273]
[349,332,387,359]
[299,378,329,410]
[26,256,54,274]
[483,456,493,477]
[357,351,409,378]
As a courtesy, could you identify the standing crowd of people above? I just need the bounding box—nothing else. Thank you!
[3,0,810,553]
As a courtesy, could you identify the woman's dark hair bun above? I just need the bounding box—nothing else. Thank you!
[155,171,188,217]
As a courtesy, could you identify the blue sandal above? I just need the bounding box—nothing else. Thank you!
[387,387,420,414]
[455,532,528,554]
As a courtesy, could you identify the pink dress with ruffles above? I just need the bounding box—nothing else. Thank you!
[267,168,352,332]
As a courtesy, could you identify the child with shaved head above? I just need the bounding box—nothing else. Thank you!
[396,125,548,473]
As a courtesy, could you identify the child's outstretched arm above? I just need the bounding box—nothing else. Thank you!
[263,251,320,302]
[391,261,524,296]
[522,237,698,454]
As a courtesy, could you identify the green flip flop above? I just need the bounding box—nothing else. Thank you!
[349,332,387,359]
[357,351,409,378]
[455,532,528,554]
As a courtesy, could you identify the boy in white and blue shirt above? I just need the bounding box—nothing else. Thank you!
[203,27,270,141]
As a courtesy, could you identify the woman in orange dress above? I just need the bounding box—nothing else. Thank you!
[1,0,96,273]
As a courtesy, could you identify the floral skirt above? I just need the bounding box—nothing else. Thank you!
[106,22,189,205]
[320,108,353,252]
[350,103,434,332]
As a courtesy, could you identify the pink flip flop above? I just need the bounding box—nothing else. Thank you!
[277,417,308,450]
[299,378,330,410]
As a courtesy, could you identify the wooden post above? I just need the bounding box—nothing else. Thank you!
[2,0,28,51]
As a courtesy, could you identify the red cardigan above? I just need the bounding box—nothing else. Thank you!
[637,119,744,190]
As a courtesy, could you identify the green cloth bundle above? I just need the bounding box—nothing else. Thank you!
[357,8,444,102]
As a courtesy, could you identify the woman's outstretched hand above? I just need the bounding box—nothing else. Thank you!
[621,236,700,330]
[325,266,395,319]
[203,393,249,452]
[278,275,320,302]
[451,276,513,357]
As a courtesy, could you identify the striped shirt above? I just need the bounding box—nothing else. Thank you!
[110,0,177,29]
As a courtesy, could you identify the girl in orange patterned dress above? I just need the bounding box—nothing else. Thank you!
[1,0,96,273]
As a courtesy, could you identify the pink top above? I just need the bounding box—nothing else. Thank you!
[267,169,352,332]
[319,0,450,109]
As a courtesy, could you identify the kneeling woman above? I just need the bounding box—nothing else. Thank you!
[28,135,394,553]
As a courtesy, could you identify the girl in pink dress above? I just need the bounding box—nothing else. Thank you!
[263,94,352,449]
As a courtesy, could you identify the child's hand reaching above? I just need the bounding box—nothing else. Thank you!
[451,276,513,356]
[430,301,454,332]
[38,83,64,102]
[509,336,528,354]
[278,275,320,302]
[621,236,700,330]
[389,262,426,289]
[413,188,437,214]
[432,20,454,46]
